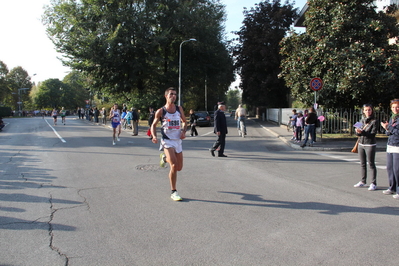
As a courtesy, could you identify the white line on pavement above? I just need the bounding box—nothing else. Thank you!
[316,153,386,170]
[45,119,66,143]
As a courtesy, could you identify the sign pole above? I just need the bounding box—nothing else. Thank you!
[310,77,323,139]
[314,91,317,107]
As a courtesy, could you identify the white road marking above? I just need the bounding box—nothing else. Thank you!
[316,153,386,170]
[45,119,66,143]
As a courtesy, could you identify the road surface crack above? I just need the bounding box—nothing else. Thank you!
[48,193,69,266]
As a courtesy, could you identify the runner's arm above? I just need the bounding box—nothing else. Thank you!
[151,109,162,143]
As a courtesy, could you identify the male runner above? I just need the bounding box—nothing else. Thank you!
[151,87,187,201]
[109,104,122,145]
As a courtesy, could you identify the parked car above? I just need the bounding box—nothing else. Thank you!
[195,111,211,127]
[208,111,215,122]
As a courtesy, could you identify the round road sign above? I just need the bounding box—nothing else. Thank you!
[310,78,323,91]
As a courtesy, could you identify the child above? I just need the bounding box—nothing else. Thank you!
[295,111,304,142]
[290,109,298,140]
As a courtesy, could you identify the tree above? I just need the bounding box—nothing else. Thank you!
[63,71,90,109]
[42,0,234,109]
[233,0,298,108]
[34,79,66,109]
[280,0,399,108]
[226,89,241,110]
[0,61,9,106]
[6,67,33,111]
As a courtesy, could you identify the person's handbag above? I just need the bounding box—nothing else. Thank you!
[351,139,359,153]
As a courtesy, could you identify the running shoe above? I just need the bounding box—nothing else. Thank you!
[383,189,394,195]
[393,194,399,199]
[160,153,167,167]
[171,191,182,201]
[368,184,376,191]
[354,181,365,188]
[117,137,120,141]
[113,141,116,145]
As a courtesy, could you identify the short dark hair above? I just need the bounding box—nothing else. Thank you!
[165,87,176,95]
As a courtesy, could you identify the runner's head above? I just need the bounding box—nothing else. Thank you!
[164,87,177,102]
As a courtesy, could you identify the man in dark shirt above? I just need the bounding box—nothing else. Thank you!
[210,101,228,157]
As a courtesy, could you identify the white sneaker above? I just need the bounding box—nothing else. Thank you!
[113,141,116,145]
[383,189,394,195]
[354,181,365,188]
[368,183,376,191]
[171,191,182,201]
[117,137,120,141]
[160,153,167,167]
[393,194,399,199]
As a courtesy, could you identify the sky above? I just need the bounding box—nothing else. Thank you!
[0,0,306,87]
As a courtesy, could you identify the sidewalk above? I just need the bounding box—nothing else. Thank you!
[253,119,387,152]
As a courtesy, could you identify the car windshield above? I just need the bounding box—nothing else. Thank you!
[196,112,208,118]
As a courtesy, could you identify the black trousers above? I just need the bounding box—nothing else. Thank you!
[190,125,198,136]
[211,134,226,155]
[358,144,377,185]
[387,152,399,192]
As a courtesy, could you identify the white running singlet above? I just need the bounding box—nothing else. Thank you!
[161,107,181,140]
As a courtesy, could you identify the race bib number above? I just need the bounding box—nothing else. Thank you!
[167,119,180,129]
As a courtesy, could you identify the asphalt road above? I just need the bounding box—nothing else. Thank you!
[1,116,398,266]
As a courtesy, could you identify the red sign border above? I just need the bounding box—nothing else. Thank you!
[310,78,323,91]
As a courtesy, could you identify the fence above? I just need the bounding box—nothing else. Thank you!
[263,108,389,136]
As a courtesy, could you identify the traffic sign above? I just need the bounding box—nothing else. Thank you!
[310,78,323,91]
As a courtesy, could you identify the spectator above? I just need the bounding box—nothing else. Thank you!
[131,108,139,136]
[353,104,379,191]
[209,101,228,157]
[290,109,298,140]
[295,111,304,143]
[189,109,198,137]
[381,99,399,198]
[300,107,317,148]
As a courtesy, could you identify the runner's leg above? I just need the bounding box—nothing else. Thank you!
[163,148,183,190]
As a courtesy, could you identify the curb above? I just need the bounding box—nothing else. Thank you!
[258,122,386,152]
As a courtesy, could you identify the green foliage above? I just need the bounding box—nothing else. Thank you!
[34,79,63,109]
[0,61,9,106]
[280,0,399,108]
[42,0,234,109]
[226,89,241,110]
[233,0,298,108]
[2,66,33,110]
[31,72,91,110]
[62,71,90,108]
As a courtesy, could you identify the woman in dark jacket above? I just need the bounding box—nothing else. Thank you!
[300,107,318,148]
[353,104,378,190]
[189,109,198,136]
[381,99,399,198]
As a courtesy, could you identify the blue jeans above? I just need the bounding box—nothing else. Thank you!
[237,116,246,133]
[303,124,315,145]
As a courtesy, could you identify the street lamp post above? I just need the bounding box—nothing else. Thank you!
[18,88,29,116]
[178,38,197,106]
[16,74,35,116]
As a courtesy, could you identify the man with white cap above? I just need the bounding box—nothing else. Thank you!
[209,101,228,157]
